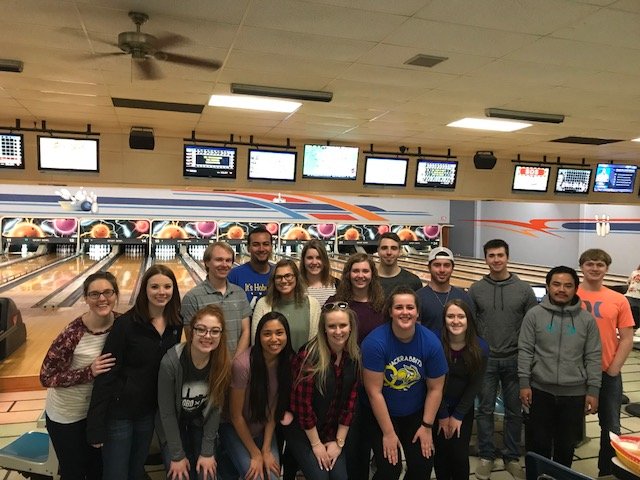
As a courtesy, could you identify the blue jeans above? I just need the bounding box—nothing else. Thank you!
[161,420,209,480]
[476,355,522,461]
[284,423,347,480]
[102,413,155,480]
[217,422,279,480]
[598,372,622,475]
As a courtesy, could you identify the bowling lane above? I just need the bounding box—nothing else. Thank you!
[1,255,98,312]
[99,254,146,306]
[155,257,198,296]
[0,254,60,283]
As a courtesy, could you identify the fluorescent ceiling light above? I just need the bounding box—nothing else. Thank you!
[632,137,640,142]
[231,83,333,102]
[485,108,564,124]
[208,94,301,113]
[447,117,531,132]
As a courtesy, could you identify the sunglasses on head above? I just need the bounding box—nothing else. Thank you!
[322,301,349,312]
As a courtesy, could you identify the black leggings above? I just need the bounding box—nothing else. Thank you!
[434,410,474,480]
[46,414,102,480]
[371,410,433,480]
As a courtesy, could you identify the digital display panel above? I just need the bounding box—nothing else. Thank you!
[80,219,151,244]
[390,225,440,247]
[415,160,457,189]
[184,145,237,179]
[364,157,408,186]
[151,220,219,244]
[218,222,279,245]
[2,217,78,244]
[279,223,336,246]
[593,163,638,193]
[302,144,359,180]
[511,165,551,192]
[248,149,297,182]
[38,136,99,172]
[0,133,24,169]
[336,224,389,246]
[554,167,592,194]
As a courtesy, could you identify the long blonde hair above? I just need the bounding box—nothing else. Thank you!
[294,306,361,395]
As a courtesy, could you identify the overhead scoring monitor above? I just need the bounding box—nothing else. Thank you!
[184,145,237,179]
[0,133,24,169]
[593,163,637,194]
[415,159,458,189]
[511,164,550,192]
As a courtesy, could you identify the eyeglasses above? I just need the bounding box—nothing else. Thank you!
[193,326,223,338]
[87,289,116,300]
[274,273,295,282]
[322,302,349,312]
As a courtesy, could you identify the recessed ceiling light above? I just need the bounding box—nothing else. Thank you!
[447,117,531,132]
[208,94,301,113]
[632,137,640,142]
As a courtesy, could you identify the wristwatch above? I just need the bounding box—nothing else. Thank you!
[421,421,434,429]
[336,437,345,448]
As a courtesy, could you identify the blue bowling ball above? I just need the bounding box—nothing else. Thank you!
[81,201,92,211]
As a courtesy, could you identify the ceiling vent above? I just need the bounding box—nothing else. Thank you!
[551,136,622,145]
[404,54,448,68]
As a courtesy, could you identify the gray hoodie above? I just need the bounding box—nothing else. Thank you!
[157,343,221,461]
[469,273,538,356]
[518,295,602,397]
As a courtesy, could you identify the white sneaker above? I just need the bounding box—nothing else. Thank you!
[475,458,494,480]
[505,460,525,480]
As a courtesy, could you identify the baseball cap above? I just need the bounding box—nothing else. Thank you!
[428,246,454,264]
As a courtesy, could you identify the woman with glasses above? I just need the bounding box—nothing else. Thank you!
[252,259,320,351]
[362,286,448,480]
[286,302,360,480]
[219,312,294,480]
[40,271,120,480]
[299,240,338,306]
[326,253,385,480]
[157,304,231,480]
[434,300,488,480]
[87,264,183,480]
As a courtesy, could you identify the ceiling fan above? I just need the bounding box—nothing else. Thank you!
[92,11,222,79]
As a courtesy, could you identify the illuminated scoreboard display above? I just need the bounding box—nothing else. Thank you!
[183,145,237,178]
[512,165,550,192]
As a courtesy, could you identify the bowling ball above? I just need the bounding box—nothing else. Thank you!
[316,223,335,238]
[423,225,440,239]
[397,228,418,241]
[285,227,311,241]
[53,218,77,235]
[377,225,390,235]
[265,223,279,235]
[9,222,45,238]
[90,224,111,238]
[134,220,150,234]
[81,201,92,211]
[157,225,189,239]
[195,221,217,237]
[227,226,245,240]
[344,227,360,241]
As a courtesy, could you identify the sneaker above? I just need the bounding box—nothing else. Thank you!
[475,458,494,480]
[505,460,525,480]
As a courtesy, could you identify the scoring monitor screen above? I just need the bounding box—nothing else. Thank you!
[512,165,550,192]
[38,136,99,172]
[364,157,408,186]
[593,163,637,193]
[302,144,359,180]
[248,149,297,182]
[0,133,24,169]
[415,159,458,188]
[555,168,592,194]
[184,145,237,179]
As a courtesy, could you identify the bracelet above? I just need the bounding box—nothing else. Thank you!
[311,440,322,447]
[421,421,434,429]
[336,437,345,448]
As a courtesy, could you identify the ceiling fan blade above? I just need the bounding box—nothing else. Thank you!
[134,58,162,79]
[155,51,221,70]
[153,33,189,50]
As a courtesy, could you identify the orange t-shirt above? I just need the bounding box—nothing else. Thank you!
[578,286,635,372]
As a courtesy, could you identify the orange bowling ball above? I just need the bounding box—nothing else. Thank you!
[397,228,418,241]
[157,225,189,239]
[90,224,111,239]
[285,227,311,241]
[9,222,45,238]
[344,227,360,241]
[227,226,245,240]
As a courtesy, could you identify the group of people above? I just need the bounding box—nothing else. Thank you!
[38,225,636,480]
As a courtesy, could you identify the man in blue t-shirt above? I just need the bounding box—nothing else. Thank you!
[227,226,274,310]
[417,247,473,337]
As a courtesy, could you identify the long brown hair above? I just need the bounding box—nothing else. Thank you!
[134,264,182,326]
[299,240,333,287]
[264,259,306,307]
[334,253,384,312]
[441,299,484,374]
[189,305,231,409]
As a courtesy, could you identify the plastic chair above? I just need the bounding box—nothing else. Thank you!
[0,431,59,479]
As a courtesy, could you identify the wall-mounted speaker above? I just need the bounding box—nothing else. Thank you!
[473,151,497,169]
[129,128,155,150]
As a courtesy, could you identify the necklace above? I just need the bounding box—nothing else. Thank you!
[429,284,451,308]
